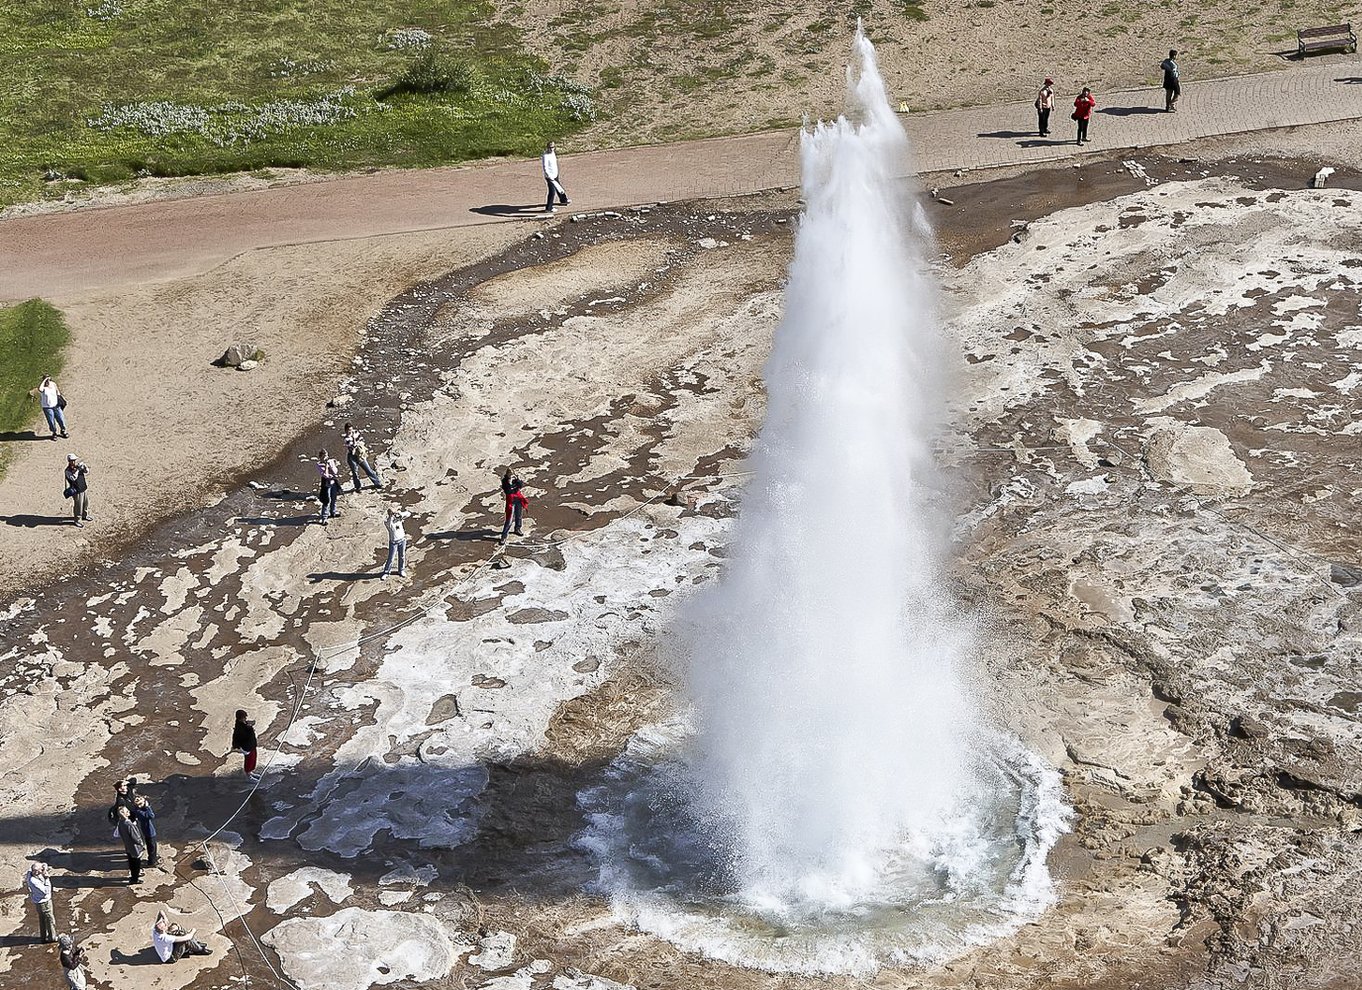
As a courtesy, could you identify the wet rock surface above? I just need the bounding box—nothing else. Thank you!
[1,160,1361,990]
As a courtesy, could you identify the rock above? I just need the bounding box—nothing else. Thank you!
[697,237,720,249]
[217,342,262,367]
[1312,167,1335,189]
[469,930,517,970]
[664,491,694,508]
[1143,423,1253,495]
[237,359,258,371]
[1330,563,1362,588]
[328,394,353,409]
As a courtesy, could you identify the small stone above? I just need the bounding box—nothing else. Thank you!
[236,359,258,371]
[328,394,352,409]
[697,237,720,249]
[217,342,262,367]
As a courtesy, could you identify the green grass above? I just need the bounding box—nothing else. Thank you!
[0,301,69,469]
[0,1,594,208]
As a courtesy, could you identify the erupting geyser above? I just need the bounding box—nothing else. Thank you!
[579,28,1069,974]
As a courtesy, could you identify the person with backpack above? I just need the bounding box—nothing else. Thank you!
[63,455,91,528]
[232,710,260,781]
[499,478,528,544]
[1161,49,1181,112]
[1073,87,1097,145]
[36,376,68,440]
[315,449,342,524]
[1034,77,1055,136]
[343,423,382,491]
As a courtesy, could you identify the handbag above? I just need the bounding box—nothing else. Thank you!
[63,486,74,499]
[57,395,67,410]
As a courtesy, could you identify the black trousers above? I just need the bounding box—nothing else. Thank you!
[1077,117,1089,143]
[145,835,158,866]
[545,177,568,210]
[127,854,142,883]
[1037,107,1051,134]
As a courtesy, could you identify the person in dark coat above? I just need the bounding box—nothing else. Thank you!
[114,805,147,884]
[232,710,259,780]
[133,794,158,867]
[105,778,137,824]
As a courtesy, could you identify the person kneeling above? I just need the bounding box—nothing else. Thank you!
[152,912,212,962]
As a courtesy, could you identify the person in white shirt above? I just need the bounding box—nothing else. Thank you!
[36,375,68,440]
[1034,77,1055,136]
[382,507,410,579]
[151,910,211,962]
[316,449,342,524]
[24,862,56,943]
[541,141,570,213]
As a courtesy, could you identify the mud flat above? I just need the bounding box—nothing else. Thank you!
[1,154,1361,990]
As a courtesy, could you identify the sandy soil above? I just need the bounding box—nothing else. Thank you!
[0,225,525,598]
[513,0,1362,146]
[4,138,1362,990]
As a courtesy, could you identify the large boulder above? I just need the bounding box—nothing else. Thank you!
[1143,423,1253,496]
[217,342,263,367]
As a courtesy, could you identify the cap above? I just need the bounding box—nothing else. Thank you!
[1044,77,1054,85]
[67,453,77,461]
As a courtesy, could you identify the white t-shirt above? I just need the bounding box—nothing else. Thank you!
[541,151,559,180]
[384,512,408,542]
[39,382,59,410]
[151,927,176,962]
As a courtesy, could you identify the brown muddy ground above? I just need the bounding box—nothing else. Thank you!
[2,153,1362,990]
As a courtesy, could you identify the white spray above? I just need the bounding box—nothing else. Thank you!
[681,27,978,914]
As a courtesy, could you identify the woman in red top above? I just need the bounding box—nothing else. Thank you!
[1073,87,1096,146]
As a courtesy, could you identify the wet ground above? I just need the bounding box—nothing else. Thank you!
[2,153,1362,990]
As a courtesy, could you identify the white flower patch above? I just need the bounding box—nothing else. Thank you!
[383,27,434,50]
[85,0,124,20]
[88,88,375,146]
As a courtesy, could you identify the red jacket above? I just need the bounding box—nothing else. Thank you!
[506,491,528,511]
[1074,94,1096,120]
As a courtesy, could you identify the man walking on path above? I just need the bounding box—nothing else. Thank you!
[36,376,68,440]
[315,449,342,524]
[1074,87,1097,145]
[343,423,382,491]
[232,710,260,781]
[1035,78,1055,136]
[500,477,529,544]
[542,141,570,213]
[24,862,56,943]
[63,455,91,527]
[381,507,410,579]
[58,933,88,989]
[133,794,159,868]
[114,805,147,884]
[1162,50,1181,111]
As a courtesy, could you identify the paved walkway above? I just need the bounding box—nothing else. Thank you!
[4,60,1362,301]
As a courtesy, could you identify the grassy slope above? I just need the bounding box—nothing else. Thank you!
[0,301,69,462]
[0,0,590,207]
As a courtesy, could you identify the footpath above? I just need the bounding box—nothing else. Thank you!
[3,60,1362,301]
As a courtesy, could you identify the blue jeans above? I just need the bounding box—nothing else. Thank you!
[347,452,381,490]
[318,480,339,520]
[500,503,523,541]
[42,406,66,435]
[384,539,406,575]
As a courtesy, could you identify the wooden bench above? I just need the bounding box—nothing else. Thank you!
[1297,23,1357,57]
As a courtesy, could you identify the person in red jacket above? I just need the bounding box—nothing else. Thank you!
[500,479,528,544]
[1073,87,1096,146]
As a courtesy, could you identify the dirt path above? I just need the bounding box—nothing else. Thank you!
[5,63,1362,304]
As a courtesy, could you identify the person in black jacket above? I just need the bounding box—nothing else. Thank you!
[64,455,92,528]
[114,805,147,884]
[105,778,137,824]
[232,710,259,780]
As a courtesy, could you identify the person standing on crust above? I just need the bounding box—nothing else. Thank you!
[133,794,158,868]
[542,141,570,214]
[381,507,410,580]
[343,423,382,491]
[58,933,88,990]
[114,805,147,884]
[63,455,91,528]
[232,710,260,781]
[500,478,528,545]
[106,778,137,824]
[36,376,68,440]
[315,449,341,524]
[23,861,56,943]
[1034,77,1055,136]
[1161,49,1181,112]
[1073,87,1097,145]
